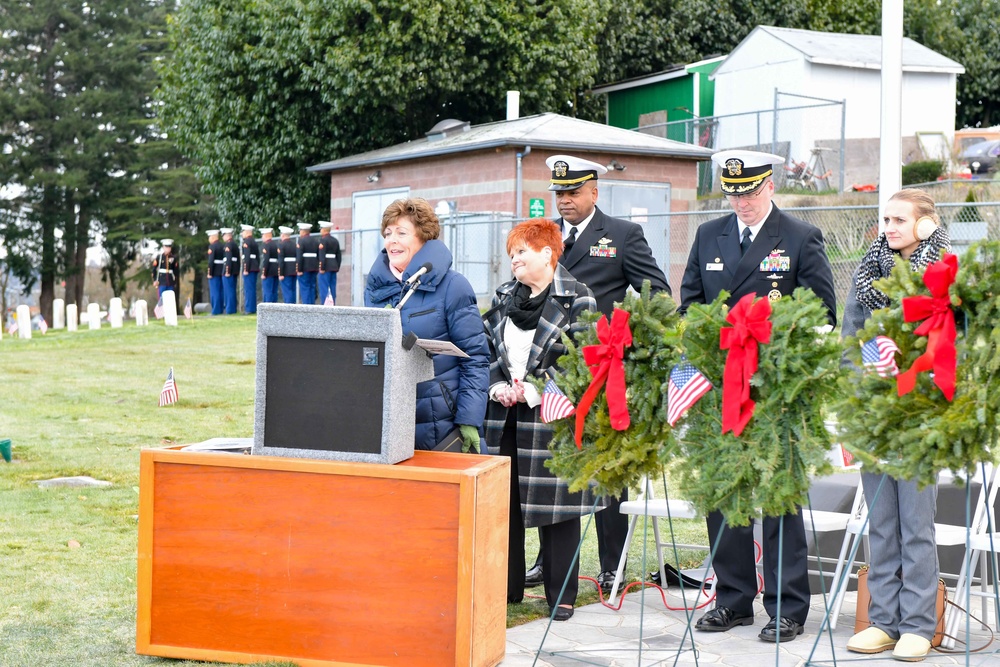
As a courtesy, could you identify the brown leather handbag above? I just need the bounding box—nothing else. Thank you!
[855,564,947,647]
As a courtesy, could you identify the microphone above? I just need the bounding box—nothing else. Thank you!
[396,262,433,310]
[404,262,433,286]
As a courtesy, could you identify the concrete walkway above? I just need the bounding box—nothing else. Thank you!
[503,589,997,667]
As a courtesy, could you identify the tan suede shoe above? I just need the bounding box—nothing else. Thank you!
[846,626,897,654]
[892,633,931,662]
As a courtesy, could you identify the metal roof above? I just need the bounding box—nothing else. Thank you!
[592,56,726,95]
[306,112,713,173]
[727,26,965,75]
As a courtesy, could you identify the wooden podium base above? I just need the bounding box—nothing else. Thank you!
[136,448,510,667]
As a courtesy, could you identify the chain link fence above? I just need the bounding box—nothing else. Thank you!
[339,197,1000,324]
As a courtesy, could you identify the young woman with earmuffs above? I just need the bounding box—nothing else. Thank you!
[841,188,951,661]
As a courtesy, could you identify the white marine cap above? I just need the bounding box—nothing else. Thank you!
[220,227,234,235]
[278,225,294,235]
[240,224,255,232]
[546,154,609,191]
[297,222,313,231]
[259,228,273,235]
[318,221,333,229]
[161,239,174,246]
[206,229,219,236]
[711,149,784,195]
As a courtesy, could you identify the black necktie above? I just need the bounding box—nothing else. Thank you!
[564,226,578,252]
[740,227,753,256]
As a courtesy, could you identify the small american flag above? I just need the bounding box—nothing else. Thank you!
[540,379,576,423]
[861,335,899,377]
[153,297,164,320]
[8,320,17,335]
[38,317,48,334]
[667,361,712,426]
[323,293,335,306]
[158,367,179,407]
[183,298,193,320]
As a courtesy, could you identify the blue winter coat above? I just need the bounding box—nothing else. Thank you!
[364,240,489,450]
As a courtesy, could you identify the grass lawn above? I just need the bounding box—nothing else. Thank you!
[0,316,707,666]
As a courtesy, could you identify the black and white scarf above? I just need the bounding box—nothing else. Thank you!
[854,226,951,312]
[507,282,550,330]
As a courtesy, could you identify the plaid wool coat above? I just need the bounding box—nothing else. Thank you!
[484,265,606,527]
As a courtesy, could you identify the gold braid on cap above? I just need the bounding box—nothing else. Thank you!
[550,173,596,186]
[721,168,773,184]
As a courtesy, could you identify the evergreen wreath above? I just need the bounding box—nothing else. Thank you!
[669,288,845,526]
[836,242,1000,487]
[546,282,682,497]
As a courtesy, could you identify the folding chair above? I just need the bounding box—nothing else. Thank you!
[607,475,704,605]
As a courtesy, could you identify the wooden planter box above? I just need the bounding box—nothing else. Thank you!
[136,448,510,667]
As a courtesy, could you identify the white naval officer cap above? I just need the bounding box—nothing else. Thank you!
[278,225,294,235]
[546,154,609,191]
[240,224,255,232]
[219,227,234,235]
[297,222,313,230]
[205,229,219,236]
[318,221,333,229]
[711,149,784,195]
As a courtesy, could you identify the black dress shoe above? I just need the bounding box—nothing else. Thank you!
[551,606,574,621]
[695,606,754,632]
[524,563,544,587]
[758,616,804,642]
[596,571,616,594]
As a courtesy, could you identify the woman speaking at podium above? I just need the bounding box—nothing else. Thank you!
[483,219,598,621]
[364,198,489,453]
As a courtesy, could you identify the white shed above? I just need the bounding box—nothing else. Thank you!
[712,26,964,186]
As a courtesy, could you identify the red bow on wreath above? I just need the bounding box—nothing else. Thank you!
[719,293,773,436]
[896,253,959,401]
[574,308,632,448]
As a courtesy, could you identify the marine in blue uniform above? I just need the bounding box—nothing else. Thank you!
[317,221,342,305]
[295,222,319,304]
[205,230,224,315]
[258,228,280,303]
[240,224,260,314]
[277,226,298,303]
[151,239,180,300]
[220,228,239,314]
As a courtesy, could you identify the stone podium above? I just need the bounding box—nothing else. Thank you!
[252,304,434,465]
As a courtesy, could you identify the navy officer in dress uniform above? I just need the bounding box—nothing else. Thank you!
[240,224,260,314]
[258,228,280,303]
[678,150,836,643]
[152,239,180,299]
[221,227,240,314]
[206,229,225,315]
[533,154,671,594]
[295,221,320,304]
[317,221,342,304]
[277,225,299,303]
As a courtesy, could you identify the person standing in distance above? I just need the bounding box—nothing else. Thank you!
[258,228,280,303]
[220,227,239,314]
[317,221,342,304]
[240,224,260,314]
[296,222,320,304]
[206,230,225,315]
[541,153,671,595]
[277,226,298,303]
[678,150,836,643]
[152,239,180,300]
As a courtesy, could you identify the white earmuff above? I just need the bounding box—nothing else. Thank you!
[915,216,937,241]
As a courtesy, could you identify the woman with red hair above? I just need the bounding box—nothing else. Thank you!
[483,219,599,621]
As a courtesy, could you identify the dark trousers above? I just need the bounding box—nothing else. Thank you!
[501,414,579,609]
[280,275,297,303]
[533,489,628,575]
[298,273,317,304]
[223,275,238,314]
[209,276,223,315]
[261,275,279,303]
[706,509,811,624]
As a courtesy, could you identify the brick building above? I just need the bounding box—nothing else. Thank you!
[307,112,712,305]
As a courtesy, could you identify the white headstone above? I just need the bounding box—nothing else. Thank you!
[66,304,78,332]
[16,305,31,339]
[53,299,65,329]
[87,303,101,330]
[109,298,124,328]
[134,300,148,326]
[162,291,178,327]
